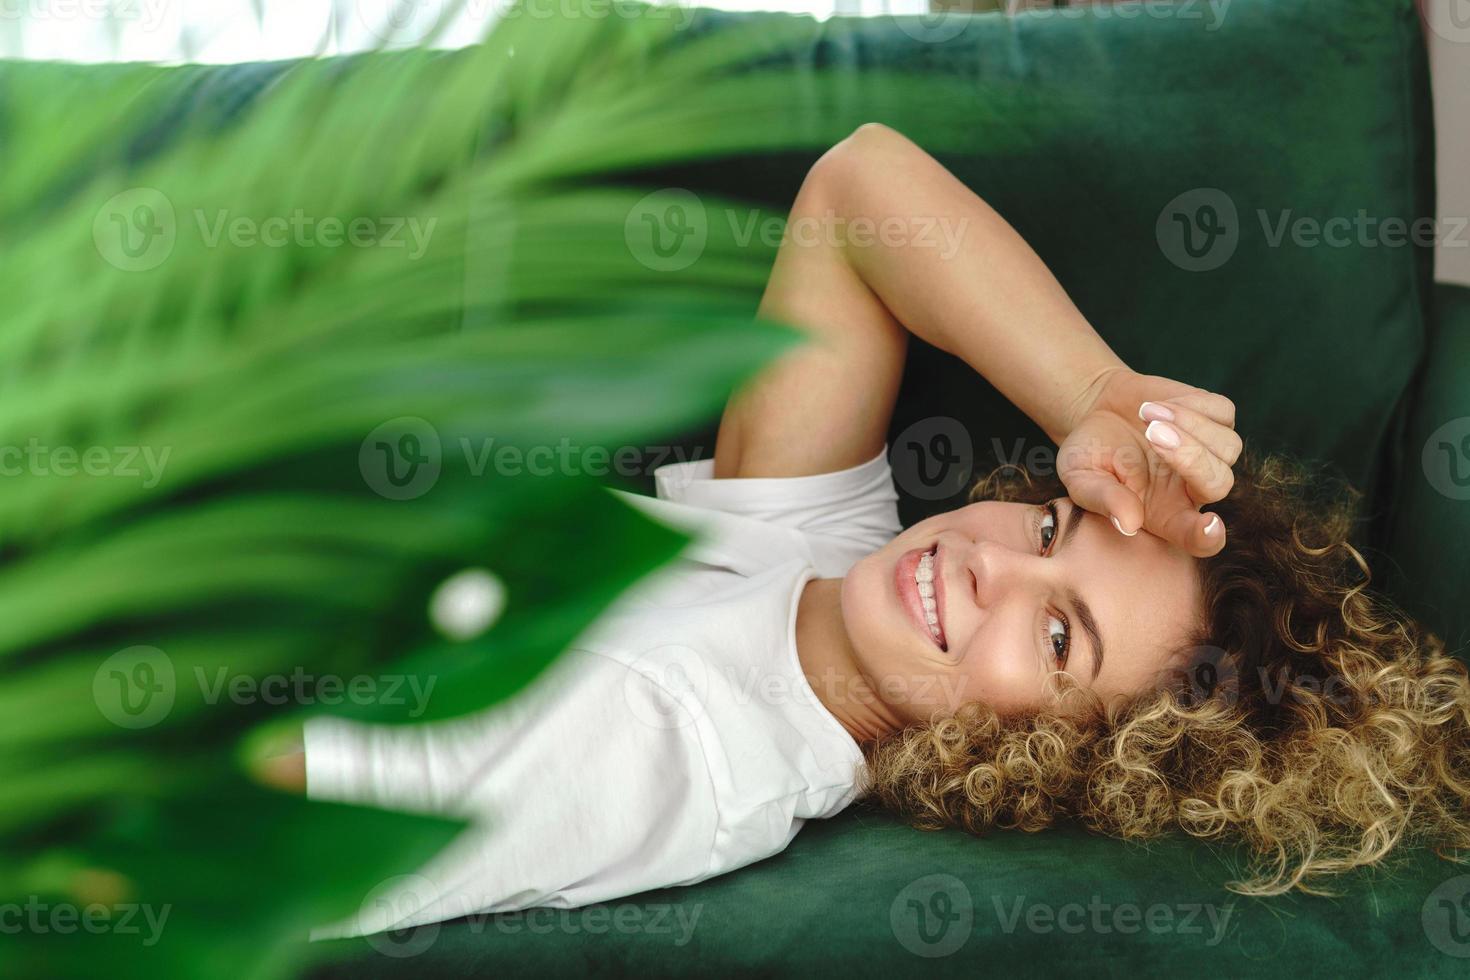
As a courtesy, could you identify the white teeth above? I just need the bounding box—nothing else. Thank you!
[915,549,941,640]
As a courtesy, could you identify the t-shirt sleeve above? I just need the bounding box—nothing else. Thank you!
[652,448,902,557]
[302,652,720,935]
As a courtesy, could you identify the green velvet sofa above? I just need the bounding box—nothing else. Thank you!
[29,0,1470,975]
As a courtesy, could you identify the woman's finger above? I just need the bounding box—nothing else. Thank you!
[1060,467,1147,536]
[1139,399,1243,465]
[1152,389,1236,429]
[1141,416,1236,505]
[1153,498,1228,558]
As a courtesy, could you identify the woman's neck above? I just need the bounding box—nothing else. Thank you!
[795,577,905,746]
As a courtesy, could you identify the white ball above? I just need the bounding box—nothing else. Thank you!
[429,567,507,641]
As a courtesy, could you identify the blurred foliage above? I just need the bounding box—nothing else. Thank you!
[0,0,922,976]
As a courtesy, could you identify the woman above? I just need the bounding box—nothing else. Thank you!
[259,123,1470,935]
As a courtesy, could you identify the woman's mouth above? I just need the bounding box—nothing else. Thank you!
[896,543,947,652]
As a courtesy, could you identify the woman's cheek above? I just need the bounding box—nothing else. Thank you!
[959,645,1045,716]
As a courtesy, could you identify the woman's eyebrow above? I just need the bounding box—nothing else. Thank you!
[1060,496,1085,549]
[1059,500,1106,682]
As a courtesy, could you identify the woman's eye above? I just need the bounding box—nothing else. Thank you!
[1046,612,1070,666]
[1037,501,1058,554]
[1036,502,1068,667]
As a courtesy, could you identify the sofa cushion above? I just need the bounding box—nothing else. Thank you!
[312,803,1468,978]
[1382,282,1470,657]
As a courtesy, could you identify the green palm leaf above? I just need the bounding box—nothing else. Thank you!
[0,3,892,978]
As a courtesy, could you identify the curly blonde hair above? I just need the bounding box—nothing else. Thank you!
[862,450,1470,896]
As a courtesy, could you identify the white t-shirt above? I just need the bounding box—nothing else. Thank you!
[304,450,902,937]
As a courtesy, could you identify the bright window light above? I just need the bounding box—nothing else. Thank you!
[0,0,933,64]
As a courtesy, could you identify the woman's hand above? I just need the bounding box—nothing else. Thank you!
[1056,369,1241,558]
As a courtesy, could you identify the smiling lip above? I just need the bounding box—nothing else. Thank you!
[896,543,947,651]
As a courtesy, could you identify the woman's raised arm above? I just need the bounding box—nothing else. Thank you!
[714,122,1239,557]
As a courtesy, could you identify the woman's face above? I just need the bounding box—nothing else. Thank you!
[840,497,1204,722]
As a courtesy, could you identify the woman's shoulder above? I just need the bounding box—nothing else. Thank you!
[608,447,901,580]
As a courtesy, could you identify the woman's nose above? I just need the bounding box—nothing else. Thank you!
[965,538,1038,608]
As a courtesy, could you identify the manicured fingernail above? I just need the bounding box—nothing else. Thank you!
[1110,515,1138,537]
[1145,420,1181,449]
[1203,514,1220,536]
[1139,401,1175,423]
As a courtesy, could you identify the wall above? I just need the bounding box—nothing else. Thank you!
[1426,0,1470,285]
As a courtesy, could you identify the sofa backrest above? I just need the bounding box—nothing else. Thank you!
[4,0,1438,628]
[635,0,1436,540]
